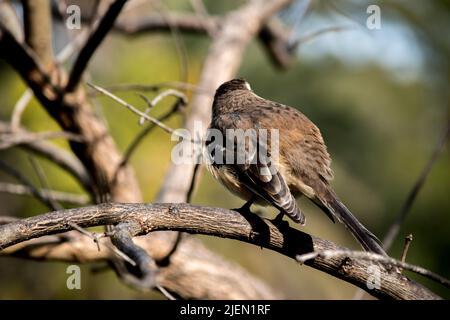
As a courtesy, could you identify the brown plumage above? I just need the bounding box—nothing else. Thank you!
[206,78,385,255]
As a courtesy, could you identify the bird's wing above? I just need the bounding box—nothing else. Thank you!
[217,112,305,224]
[244,99,335,221]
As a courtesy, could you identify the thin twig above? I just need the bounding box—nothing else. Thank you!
[0,160,56,210]
[122,98,185,166]
[156,284,177,300]
[88,82,209,95]
[286,0,311,47]
[0,182,89,205]
[88,83,191,141]
[137,89,187,125]
[152,2,189,84]
[3,126,94,193]
[291,25,353,48]
[67,222,136,265]
[10,90,33,132]
[296,249,450,289]
[353,123,449,300]
[382,124,450,250]
[400,234,413,264]
[0,131,84,150]
[189,0,217,38]
[68,222,101,251]
[28,156,62,210]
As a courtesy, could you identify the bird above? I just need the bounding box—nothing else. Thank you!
[206,78,386,255]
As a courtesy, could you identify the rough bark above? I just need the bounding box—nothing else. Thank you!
[0,203,440,300]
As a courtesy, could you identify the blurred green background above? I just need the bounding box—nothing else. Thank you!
[0,0,449,299]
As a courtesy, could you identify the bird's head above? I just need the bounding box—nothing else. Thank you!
[214,78,252,98]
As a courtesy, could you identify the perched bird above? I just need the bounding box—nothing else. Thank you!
[206,78,385,255]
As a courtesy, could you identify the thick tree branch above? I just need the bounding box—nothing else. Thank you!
[22,0,54,66]
[0,203,441,300]
[0,7,280,299]
[0,26,141,202]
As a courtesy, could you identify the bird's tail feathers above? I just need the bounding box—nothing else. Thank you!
[321,191,386,255]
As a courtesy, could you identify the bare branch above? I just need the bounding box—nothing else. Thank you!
[0,203,441,300]
[0,27,62,99]
[10,90,33,133]
[88,82,209,95]
[400,234,414,264]
[0,182,89,205]
[0,160,56,210]
[297,249,450,289]
[113,12,219,35]
[27,155,63,210]
[11,29,91,132]
[22,0,54,66]
[88,83,183,138]
[0,130,84,150]
[109,221,157,290]
[54,7,297,70]
[66,0,128,92]
[383,123,450,250]
[292,25,353,47]
[137,89,187,125]
[0,1,24,43]
[189,0,218,38]
[121,96,186,167]
[0,120,93,193]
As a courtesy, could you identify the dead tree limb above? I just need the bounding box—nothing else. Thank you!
[0,0,292,299]
[0,203,441,300]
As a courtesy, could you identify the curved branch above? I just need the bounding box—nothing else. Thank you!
[0,203,440,300]
[109,221,157,290]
